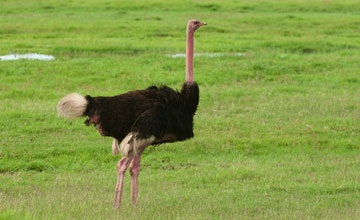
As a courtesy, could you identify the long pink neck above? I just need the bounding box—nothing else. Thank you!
[186,26,194,82]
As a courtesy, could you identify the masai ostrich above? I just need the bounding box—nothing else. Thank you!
[57,19,206,208]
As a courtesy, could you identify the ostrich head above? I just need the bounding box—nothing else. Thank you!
[187,19,207,32]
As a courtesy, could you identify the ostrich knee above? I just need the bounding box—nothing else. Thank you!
[130,160,141,176]
[117,158,131,174]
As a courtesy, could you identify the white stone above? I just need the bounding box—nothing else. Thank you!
[0,53,55,61]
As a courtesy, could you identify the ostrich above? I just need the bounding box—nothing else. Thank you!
[57,19,206,208]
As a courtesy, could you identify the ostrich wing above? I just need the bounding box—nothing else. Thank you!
[131,107,168,141]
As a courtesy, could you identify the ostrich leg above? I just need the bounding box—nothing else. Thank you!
[129,145,148,205]
[114,157,132,209]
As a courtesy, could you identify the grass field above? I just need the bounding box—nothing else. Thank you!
[1,0,360,219]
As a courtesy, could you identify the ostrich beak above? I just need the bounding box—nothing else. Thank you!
[199,22,207,26]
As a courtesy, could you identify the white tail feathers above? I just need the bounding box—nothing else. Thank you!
[57,93,88,118]
[119,133,155,158]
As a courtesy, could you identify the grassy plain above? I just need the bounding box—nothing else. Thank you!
[1,0,360,219]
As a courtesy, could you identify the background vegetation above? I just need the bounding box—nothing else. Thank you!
[1,0,360,219]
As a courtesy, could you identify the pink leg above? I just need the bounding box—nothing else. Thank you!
[129,145,148,205]
[114,157,132,209]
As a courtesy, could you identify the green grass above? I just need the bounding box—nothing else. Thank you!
[1,0,360,219]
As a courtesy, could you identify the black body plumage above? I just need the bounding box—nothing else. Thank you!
[83,81,199,144]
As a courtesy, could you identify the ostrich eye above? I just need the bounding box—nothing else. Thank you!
[194,21,199,25]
